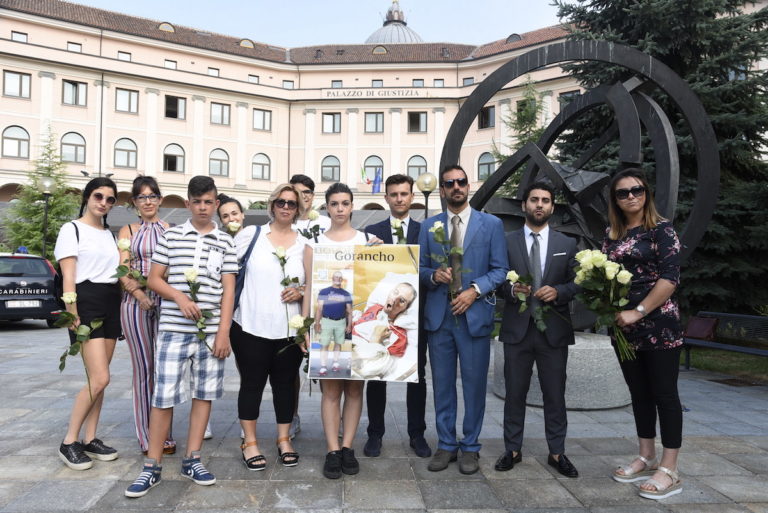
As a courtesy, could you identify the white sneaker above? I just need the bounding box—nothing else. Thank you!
[204,423,212,440]
[289,414,301,440]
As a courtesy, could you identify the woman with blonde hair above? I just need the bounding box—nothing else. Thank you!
[231,183,308,470]
[603,168,684,500]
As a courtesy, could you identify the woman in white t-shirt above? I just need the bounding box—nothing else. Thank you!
[302,182,381,480]
[232,184,309,470]
[53,177,121,471]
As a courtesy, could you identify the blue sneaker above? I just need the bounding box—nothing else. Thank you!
[181,451,216,485]
[125,460,161,498]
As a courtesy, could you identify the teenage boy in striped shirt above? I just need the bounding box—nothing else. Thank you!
[126,176,238,498]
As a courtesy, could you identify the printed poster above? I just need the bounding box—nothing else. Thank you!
[307,244,420,382]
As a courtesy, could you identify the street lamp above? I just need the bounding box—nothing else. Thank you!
[415,172,437,220]
[39,176,56,260]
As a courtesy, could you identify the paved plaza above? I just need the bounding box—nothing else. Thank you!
[1,319,767,512]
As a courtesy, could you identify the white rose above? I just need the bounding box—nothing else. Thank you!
[392,218,402,229]
[117,238,131,251]
[604,261,620,280]
[184,268,198,283]
[429,220,444,232]
[61,291,78,304]
[275,246,287,259]
[574,270,586,285]
[580,259,594,271]
[307,209,319,221]
[575,249,590,264]
[590,251,608,268]
[289,314,305,330]
[227,221,241,233]
[506,270,519,283]
[617,269,633,285]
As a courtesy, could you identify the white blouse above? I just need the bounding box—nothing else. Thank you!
[234,224,307,339]
[54,220,120,284]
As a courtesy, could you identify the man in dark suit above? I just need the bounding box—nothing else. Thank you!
[419,165,508,475]
[495,181,580,478]
[363,174,432,458]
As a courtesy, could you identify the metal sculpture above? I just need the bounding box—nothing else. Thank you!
[440,40,720,261]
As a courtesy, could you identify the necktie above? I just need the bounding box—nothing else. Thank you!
[530,232,542,304]
[450,215,463,293]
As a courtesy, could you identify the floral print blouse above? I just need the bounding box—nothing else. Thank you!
[602,220,683,351]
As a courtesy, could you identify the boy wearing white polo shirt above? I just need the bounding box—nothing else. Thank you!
[126,176,237,498]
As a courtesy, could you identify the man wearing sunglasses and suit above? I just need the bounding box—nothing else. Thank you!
[495,181,580,478]
[418,164,508,475]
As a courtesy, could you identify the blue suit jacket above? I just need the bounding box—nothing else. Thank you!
[418,208,508,338]
[364,217,420,245]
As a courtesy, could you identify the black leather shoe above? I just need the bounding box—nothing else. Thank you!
[409,436,432,458]
[494,450,522,471]
[548,453,579,478]
[363,436,382,457]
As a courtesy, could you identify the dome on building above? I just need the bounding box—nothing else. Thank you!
[365,1,424,44]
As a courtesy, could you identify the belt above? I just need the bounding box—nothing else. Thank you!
[323,316,345,321]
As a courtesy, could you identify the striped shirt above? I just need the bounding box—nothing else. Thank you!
[151,220,238,334]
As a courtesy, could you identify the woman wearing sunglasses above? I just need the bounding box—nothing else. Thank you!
[230,184,308,471]
[54,177,122,470]
[603,168,684,500]
[117,176,176,455]
[301,182,383,479]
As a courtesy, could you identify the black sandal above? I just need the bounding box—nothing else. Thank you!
[240,441,266,471]
[276,436,299,467]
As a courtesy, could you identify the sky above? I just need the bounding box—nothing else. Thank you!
[75,0,563,48]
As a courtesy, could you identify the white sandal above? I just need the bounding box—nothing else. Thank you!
[612,455,658,483]
[639,466,682,500]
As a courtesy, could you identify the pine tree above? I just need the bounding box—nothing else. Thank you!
[554,0,768,315]
[492,76,545,197]
[4,129,79,261]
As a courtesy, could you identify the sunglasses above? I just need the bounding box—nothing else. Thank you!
[135,194,161,203]
[92,192,117,205]
[614,186,646,200]
[274,199,298,210]
[442,178,468,188]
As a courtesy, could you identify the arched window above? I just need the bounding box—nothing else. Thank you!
[478,152,495,181]
[407,155,427,179]
[2,126,29,158]
[251,153,270,180]
[61,132,85,163]
[163,143,184,172]
[321,155,340,182]
[209,149,229,177]
[364,155,383,183]
[114,138,137,168]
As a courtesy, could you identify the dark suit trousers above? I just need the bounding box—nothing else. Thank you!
[503,318,569,455]
[366,328,428,439]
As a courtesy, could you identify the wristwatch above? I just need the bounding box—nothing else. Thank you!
[471,283,482,298]
[635,304,646,317]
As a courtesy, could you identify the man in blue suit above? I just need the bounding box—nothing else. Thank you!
[363,174,432,458]
[419,164,508,474]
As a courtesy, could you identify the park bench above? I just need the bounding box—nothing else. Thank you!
[683,311,768,370]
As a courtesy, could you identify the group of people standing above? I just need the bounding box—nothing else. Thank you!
[53,164,684,502]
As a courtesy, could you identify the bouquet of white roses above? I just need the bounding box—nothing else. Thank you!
[574,249,635,361]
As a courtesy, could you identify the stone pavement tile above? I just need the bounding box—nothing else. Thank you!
[582,409,635,424]
[686,437,766,455]
[344,509,424,513]
[0,438,34,457]
[260,480,342,510]
[0,410,32,427]
[205,455,274,481]
[410,457,485,481]
[92,479,190,511]
[570,437,639,455]
[0,397,60,410]
[699,476,768,502]
[718,411,768,428]
[682,420,724,436]
[0,455,62,480]
[343,480,424,509]
[480,454,553,480]
[710,423,768,437]
[363,437,412,459]
[555,455,614,479]
[741,437,768,451]
[592,422,640,438]
[655,476,733,504]
[269,456,327,480]
[342,457,414,480]
[675,453,754,476]
[0,482,34,509]
[667,504,752,513]
[745,504,768,513]
[2,479,114,512]
[565,423,622,439]
[418,480,503,510]
[52,455,143,481]
[175,480,267,510]
[488,478,581,509]
[559,477,646,507]
[721,453,768,474]
[590,506,669,513]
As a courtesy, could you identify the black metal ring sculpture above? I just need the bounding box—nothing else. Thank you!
[440,40,719,261]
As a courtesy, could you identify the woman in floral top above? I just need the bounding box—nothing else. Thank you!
[602,168,684,501]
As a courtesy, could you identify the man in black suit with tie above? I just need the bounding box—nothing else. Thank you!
[495,181,580,478]
[363,174,431,458]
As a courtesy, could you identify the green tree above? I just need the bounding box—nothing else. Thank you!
[554,0,768,316]
[4,129,79,261]
[492,76,545,197]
